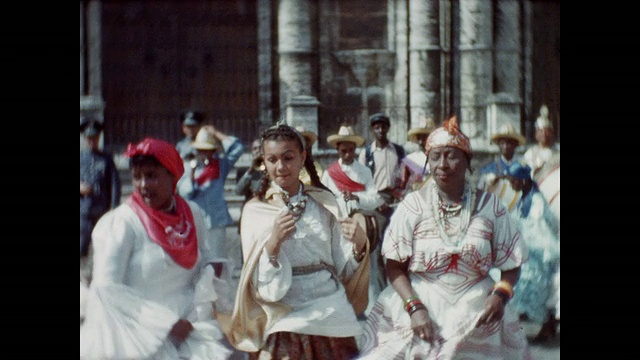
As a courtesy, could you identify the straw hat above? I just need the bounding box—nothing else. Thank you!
[191,127,219,150]
[407,118,436,142]
[295,126,317,147]
[327,125,365,147]
[490,123,526,146]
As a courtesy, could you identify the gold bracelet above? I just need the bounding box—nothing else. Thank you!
[352,244,366,262]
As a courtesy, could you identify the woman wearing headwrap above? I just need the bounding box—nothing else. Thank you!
[80,138,232,360]
[505,161,560,343]
[359,117,532,359]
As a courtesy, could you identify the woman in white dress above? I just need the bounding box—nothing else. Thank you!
[227,124,370,359]
[358,117,532,359]
[80,138,232,360]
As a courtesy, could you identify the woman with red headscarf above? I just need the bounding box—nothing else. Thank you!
[80,138,233,359]
[359,117,532,359]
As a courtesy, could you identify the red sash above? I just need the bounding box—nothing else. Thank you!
[327,162,365,192]
[194,159,220,186]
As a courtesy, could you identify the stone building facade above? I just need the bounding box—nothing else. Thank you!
[80,0,560,160]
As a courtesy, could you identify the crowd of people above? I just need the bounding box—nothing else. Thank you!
[80,107,559,359]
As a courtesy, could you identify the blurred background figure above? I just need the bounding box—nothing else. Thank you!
[235,137,265,239]
[505,161,560,343]
[477,123,527,213]
[178,125,245,271]
[322,125,383,319]
[523,104,560,224]
[397,117,436,198]
[175,110,205,162]
[295,126,324,186]
[359,113,406,295]
[80,116,121,283]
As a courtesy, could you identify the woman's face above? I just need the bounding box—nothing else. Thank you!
[131,163,175,210]
[262,139,306,194]
[428,146,468,189]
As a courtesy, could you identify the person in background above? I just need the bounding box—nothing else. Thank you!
[397,117,436,198]
[176,110,205,162]
[359,113,407,295]
[227,123,370,359]
[477,122,527,213]
[505,161,560,343]
[523,105,560,180]
[358,116,531,359]
[321,125,384,319]
[178,125,245,270]
[80,116,121,263]
[80,138,232,359]
[235,138,265,236]
[295,126,325,186]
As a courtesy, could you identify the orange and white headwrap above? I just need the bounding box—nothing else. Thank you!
[425,116,473,159]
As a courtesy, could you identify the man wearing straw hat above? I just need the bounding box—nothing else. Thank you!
[322,125,384,318]
[177,125,244,270]
[477,122,527,212]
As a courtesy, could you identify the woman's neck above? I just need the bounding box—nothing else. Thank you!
[438,184,465,205]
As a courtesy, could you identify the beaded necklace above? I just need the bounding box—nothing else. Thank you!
[280,183,308,221]
[429,179,475,246]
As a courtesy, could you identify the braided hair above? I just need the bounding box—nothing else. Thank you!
[255,124,332,200]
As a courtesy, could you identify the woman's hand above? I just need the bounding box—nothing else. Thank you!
[265,210,296,257]
[410,309,443,343]
[168,318,193,347]
[338,217,366,250]
[475,294,505,327]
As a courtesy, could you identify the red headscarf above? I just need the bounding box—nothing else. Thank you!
[125,138,185,190]
[124,138,198,269]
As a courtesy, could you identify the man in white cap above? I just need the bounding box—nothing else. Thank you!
[477,122,527,212]
[175,110,204,162]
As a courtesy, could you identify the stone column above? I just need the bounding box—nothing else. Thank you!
[277,0,318,114]
[86,0,103,98]
[458,0,493,150]
[389,0,408,143]
[285,95,321,151]
[494,0,522,96]
[408,0,442,128]
[257,0,275,130]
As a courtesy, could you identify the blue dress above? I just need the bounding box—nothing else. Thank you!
[509,186,560,323]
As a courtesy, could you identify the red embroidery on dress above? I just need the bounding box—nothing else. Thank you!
[445,253,460,273]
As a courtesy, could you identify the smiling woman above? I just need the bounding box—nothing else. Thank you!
[80,138,233,359]
[227,124,371,359]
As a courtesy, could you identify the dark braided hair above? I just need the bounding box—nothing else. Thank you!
[255,124,332,200]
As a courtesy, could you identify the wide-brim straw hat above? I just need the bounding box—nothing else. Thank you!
[295,126,317,147]
[191,127,219,150]
[327,125,365,147]
[407,117,437,143]
[490,123,526,146]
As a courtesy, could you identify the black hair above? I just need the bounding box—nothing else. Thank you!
[255,124,332,200]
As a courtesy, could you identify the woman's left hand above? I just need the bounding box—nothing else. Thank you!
[338,217,366,246]
[475,294,505,327]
